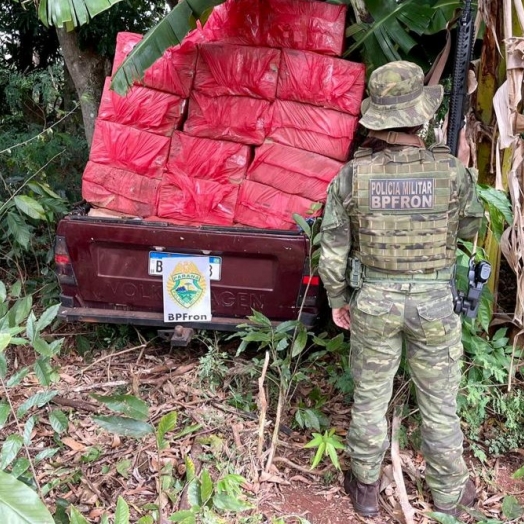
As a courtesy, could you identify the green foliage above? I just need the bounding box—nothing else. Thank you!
[197,332,230,389]
[234,216,351,473]
[304,428,346,470]
[293,387,330,432]
[0,64,86,299]
[345,0,465,69]
[458,301,524,458]
[38,0,125,30]
[428,493,524,524]
[0,280,65,520]
[477,185,513,243]
[0,470,54,523]
[513,464,524,479]
[77,0,171,59]
[169,469,252,523]
[91,393,154,437]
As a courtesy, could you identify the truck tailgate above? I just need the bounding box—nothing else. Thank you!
[56,215,316,328]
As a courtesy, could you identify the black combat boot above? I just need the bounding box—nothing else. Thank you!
[343,470,380,517]
[434,480,477,516]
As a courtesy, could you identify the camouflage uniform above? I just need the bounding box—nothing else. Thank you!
[318,62,485,510]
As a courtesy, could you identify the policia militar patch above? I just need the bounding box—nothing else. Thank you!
[369,177,435,210]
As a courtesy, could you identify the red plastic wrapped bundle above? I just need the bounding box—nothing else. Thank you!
[247,142,343,201]
[157,173,238,225]
[277,50,366,115]
[184,92,272,145]
[194,43,280,100]
[262,0,347,56]
[167,132,250,183]
[98,78,187,136]
[111,30,202,97]
[202,1,261,46]
[82,161,160,217]
[234,180,321,230]
[269,100,358,161]
[90,119,170,178]
[203,0,346,55]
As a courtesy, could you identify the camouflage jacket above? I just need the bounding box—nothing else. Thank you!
[318,145,485,309]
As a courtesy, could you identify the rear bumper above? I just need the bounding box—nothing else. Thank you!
[58,306,318,331]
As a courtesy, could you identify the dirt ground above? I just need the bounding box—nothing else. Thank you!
[5,333,524,524]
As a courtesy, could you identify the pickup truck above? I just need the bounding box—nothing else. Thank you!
[54,205,325,344]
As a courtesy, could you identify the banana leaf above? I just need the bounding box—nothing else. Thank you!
[38,0,123,31]
[345,0,467,70]
[110,0,226,95]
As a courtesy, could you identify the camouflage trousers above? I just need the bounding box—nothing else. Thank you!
[347,280,469,508]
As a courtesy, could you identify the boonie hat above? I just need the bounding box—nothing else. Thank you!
[360,61,443,130]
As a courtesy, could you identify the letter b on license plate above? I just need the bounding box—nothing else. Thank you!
[149,252,221,281]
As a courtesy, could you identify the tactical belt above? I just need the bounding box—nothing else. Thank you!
[363,266,454,282]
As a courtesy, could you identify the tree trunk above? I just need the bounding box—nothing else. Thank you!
[56,28,108,147]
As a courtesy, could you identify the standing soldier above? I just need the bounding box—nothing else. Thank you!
[318,61,484,518]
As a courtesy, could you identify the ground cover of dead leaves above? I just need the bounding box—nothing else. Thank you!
[5,340,524,524]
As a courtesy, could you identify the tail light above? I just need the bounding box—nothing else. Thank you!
[54,236,77,286]
[297,264,321,308]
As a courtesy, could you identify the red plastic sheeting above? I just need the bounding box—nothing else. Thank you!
[263,0,346,56]
[277,50,366,115]
[82,161,160,217]
[269,100,358,161]
[90,119,170,179]
[111,30,202,97]
[184,92,272,145]
[98,78,187,136]
[203,0,346,55]
[234,180,321,230]
[194,43,280,100]
[202,1,261,46]
[247,142,343,201]
[167,132,250,183]
[157,173,239,225]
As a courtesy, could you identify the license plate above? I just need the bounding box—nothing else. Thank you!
[148,252,222,281]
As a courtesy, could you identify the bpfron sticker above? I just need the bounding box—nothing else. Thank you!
[162,257,211,323]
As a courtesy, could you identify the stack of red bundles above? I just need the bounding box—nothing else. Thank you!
[203,0,347,55]
[246,142,343,201]
[235,180,322,230]
[268,48,365,164]
[84,120,169,215]
[156,132,250,225]
[83,29,204,218]
[82,162,161,217]
[98,78,187,136]
[185,42,277,145]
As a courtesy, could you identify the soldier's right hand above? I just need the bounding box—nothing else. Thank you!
[332,305,350,330]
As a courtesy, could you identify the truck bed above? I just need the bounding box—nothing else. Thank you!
[55,211,324,331]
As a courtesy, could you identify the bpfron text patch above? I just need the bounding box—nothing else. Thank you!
[369,178,435,210]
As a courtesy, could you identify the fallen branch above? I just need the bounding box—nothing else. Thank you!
[80,344,148,374]
[52,396,99,412]
[257,351,270,459]
[273,456,329,477]
[391,406,416,524]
